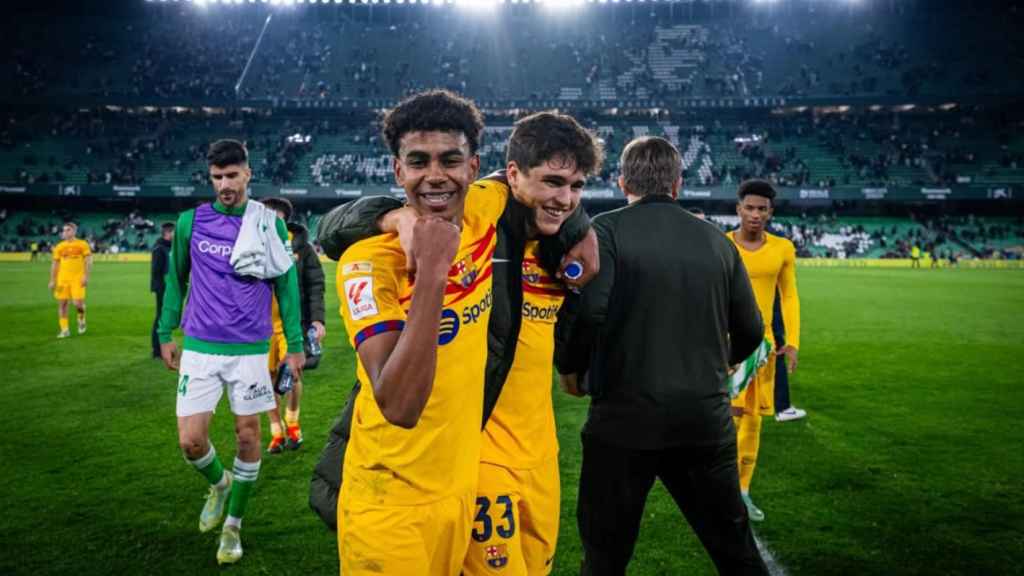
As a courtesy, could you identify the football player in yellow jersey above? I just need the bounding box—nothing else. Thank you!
[336,90,503,576]
[260,197,327,454]
[49,222,92,338]
[727,179,801,522]
[462,113,602,576]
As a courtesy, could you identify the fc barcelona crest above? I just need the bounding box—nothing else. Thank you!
[453,254,479,288]
[521,260,541,285]
[484,544,509,569]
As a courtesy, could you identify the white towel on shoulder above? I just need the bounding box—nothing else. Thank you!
[230,200,294,279]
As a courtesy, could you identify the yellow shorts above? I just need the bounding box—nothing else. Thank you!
[731,356,775,416]
[267,332,287,374]
[463,458,560,576]
[338,491,474,576]
[54,280,86,301]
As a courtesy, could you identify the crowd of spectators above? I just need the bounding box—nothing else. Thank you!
[3,3,1020,105]
[3,106,1021,192]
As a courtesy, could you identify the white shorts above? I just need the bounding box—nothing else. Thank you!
[176,350,276,417]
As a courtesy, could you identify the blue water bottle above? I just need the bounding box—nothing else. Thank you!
[274,363,294,395]
[307,326,322,356]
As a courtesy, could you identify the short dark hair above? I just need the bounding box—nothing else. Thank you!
[261,197,294,221]
[737,179,776,204]
[161,221,175,233]
[506,111,604,177]
[381,90,485,157]
[618,136,682,197]
[207,139,248,167]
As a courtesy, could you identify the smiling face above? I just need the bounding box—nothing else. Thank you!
[508,155,585,237]
[209,163,251,208]
[393,130,480,225]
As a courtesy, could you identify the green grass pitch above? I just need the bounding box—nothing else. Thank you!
[2,262,1022,575]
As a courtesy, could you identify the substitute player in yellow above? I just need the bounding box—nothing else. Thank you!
[336,90,504,575]
[727,179,801,522]
[49,222,92,338]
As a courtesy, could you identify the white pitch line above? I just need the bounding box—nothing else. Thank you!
[753,528,788,576]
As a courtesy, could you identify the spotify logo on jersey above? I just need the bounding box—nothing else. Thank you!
[438,309,460,345]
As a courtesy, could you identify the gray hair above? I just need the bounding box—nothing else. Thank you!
[619,136,682,197]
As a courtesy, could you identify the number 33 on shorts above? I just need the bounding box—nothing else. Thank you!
[468,494,524,574]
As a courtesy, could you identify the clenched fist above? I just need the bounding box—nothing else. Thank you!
[412,217,460,281]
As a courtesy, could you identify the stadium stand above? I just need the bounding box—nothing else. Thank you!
[0,2,1021,258]
[3,3,1023,103]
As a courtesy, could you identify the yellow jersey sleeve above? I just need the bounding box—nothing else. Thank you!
[336,236,407,350]
[481,241,564,468]
[465,176,510,227]
[777,238,800,349]
[52,242,65,262]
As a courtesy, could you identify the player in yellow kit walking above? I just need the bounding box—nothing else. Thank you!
[49,222,93,338]
[727,179,801,522]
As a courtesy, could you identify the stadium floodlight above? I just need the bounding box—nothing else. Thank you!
[540,0,585,8]
[456,0,502,8]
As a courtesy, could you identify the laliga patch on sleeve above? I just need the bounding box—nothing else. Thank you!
[342,261,373,276]
[344,276,378,321]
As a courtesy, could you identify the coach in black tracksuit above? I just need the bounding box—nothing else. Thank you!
[555,137,768,575]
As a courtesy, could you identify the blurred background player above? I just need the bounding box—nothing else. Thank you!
[157,140,305,565]
[727,179,802,522]
[150,221,174,358]
[49,222,92,338]
[260,196,326,454]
